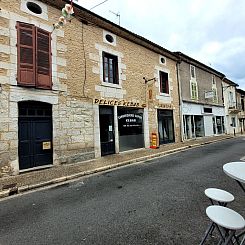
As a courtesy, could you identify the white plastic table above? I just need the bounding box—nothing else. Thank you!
[223,162,245,193]
[223,161,245,244]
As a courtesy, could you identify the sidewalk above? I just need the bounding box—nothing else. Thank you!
[0,135,235,198]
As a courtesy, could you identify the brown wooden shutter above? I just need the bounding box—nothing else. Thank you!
[36,28,52,89]
[17,22,35,86]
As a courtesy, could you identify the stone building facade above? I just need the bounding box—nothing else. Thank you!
[175,52,226,140]
[0,0,180,177]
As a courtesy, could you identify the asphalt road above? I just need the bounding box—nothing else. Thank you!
[1,137,245,245]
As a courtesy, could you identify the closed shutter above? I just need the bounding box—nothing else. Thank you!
[36,28,52,89]
[17,22,35,86]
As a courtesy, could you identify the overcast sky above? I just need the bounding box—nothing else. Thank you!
[75,0,245,90]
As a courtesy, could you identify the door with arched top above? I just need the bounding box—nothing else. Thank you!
[18,101,53,170]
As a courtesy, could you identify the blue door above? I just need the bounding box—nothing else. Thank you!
[18,101,53,170]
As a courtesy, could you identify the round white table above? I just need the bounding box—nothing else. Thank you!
[223,162,245,185]
[223,161,245,243]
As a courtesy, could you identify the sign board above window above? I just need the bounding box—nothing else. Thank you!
[205,91,214,99]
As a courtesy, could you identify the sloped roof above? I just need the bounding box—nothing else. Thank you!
[174,51,225,78]
[223,77,239,87]
[41,0,178,61]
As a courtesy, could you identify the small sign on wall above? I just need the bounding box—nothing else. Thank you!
[42,141,51,150]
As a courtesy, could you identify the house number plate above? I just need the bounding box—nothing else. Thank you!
[42,141,51,150]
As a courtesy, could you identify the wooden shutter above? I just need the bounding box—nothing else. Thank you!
[36,28,52,89]
[17,22,35,86]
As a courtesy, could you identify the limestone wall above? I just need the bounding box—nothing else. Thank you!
[0,0,180,177]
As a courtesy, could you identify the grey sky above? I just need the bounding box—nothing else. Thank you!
[75,0,245,90]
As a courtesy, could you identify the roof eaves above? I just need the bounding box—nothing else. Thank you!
[42,0,178,61]
[174,51,225,78]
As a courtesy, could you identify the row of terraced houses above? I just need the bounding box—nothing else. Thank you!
[0,0,245,177]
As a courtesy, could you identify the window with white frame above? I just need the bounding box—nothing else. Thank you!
[191,80,198,100]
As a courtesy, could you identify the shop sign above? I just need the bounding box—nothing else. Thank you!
[205,91,214,99]
[118,113,143,128]
[158,103,172,109]
[94,99,146,108]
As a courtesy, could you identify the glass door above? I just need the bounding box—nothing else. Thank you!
[158,110,175,144]
[99,106,115,156]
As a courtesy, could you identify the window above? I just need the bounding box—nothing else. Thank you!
[17,22,52,89]
[103,30,116,46]
[229,92,235,108]
[231,117,236,127]
[26,2,42,14]
[191,80,198,100]
[102,52,118,84]
[105,34,114,43]
[190,65,196,78]
[242,98,245,111]
[159,71,169,94]
[159,55,166,65]
[204,107,212,113]
[212,88,218,103]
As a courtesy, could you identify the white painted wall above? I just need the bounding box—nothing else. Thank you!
[204,115,213,136]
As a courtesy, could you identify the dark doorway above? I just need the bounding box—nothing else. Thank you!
[18,101,53,170]
[99,106,115,156]
[158,109,175,144]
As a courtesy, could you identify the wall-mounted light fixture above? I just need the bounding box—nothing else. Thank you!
[143,77,156,84]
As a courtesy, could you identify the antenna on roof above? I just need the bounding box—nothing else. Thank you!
[90,0,109,11]
[109,10,120,25]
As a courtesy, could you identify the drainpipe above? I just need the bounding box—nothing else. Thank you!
[176,60,184,142]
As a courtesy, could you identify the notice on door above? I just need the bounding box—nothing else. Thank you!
[42,141,51,150]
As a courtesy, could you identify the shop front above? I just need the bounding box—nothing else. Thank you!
[157,109,175,144]
[118,107,144,152]
[95,99,147,157]
[182,102,225,139]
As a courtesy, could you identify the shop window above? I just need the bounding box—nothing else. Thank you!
[216,116,224,134]
[117,108,144,152]
[158,110,174,144]
[102,52,119,84]
[17,22,52,89]
[159,71,169,94]
[194,115,204,137]
[191,80,198,100]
